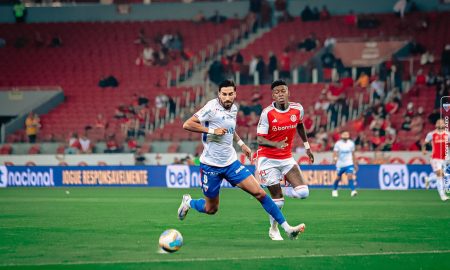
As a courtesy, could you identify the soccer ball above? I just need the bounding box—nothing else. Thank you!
[159,229,183,253]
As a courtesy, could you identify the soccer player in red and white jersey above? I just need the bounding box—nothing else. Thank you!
[423,119,449,201]
[256,80,314,240]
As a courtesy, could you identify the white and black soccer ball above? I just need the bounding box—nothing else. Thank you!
[159,229,183,253]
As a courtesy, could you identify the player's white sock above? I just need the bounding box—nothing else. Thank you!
[269,198,284,228]
[436,177,446,197]
[280,221,291,232]
[282,185,309,199]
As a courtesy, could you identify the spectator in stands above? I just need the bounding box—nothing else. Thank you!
[249,55,258,80]
[320,5,330,20]
[303,107,316,137]
[300,5,314,22]
[355,72,369,88]
[209,10,227,24]
[314,89,330,111]
[415,69,426,86]
[140,45,155,66]
[279,49,291,79]
[393,0,408,18]
[256,55,266,83]
[13,0,27,23]
[355,133,370,151]
[79,133,93,154]
[420,51,434,65]
[193,10,206,24]
[134,28,149,46]
[340,72,353,88]
[297,33,318,52]
[248,96,263,115]
[370,77,385,100]
[426,68,438,86]
[326,84,345,102]
[104,135,121,153]
[235,51,244,65]
[401,116,412,131]
[404,102,416,118]
[127,136,138,153]
[369,116,385,135]
[321,49,336,69]
[65,133,81,154]
[237,110,247,127]
[260,0,272,27]
[274,0,289,23]
[94,113,108,129]
[441,44,450,76]
[428,109,440,125]
[410,108,424,134]
[344,10,357,26]
[384,97,399,115]
[134,146,146,165]
[268,51,278,80]
[247,111,259,127]
[155,93,168,109]
[25,112,40,143]
[49,34,63,48]
[315,126,328,145]
[208,57,224,85]
[370,130,386,150]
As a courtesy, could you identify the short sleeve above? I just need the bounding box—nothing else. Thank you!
[333,142,340,152]
[194,102,213,122]
[424,132,433,143]
[257,109,270,135]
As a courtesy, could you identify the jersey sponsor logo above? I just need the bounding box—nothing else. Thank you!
[290,114,297,122]
[378,165,409,190]
[166,165,190,188]
[0,166,7,188]
[271,124,296,132]
[6,167,55,187]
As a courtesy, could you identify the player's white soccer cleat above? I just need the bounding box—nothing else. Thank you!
[177,194,191,220]
[332,190,338,197]
[286,223,306,240]
[351,190,358,197]
[269,226,284,241]
[440,194,449,201]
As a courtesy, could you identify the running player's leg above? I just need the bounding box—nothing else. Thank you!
[227,161,305,239]
[332,168,344,197]
[258,164,285,240]
[267,184,284,240]
[431,159,448,201]
[178,163,223,220]
[283,165,309,199]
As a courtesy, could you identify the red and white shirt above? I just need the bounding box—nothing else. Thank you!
[256,102,304,159]
[425,130,450,160]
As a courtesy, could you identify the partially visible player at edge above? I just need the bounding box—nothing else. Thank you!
[331,131,359,198]
[255,80,314,241]
[423,119,449,201]
[177,79,305,239]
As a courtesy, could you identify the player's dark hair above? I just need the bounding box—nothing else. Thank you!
[218,80,236,92]
[271,79,287,90]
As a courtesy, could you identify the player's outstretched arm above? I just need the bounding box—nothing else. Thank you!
[297,123,314,163]
[183,116,226,135]
[234,132,252,160]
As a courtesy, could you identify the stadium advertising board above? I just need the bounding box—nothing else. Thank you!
[0,165,434,189]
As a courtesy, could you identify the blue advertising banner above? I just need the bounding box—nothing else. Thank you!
[0,164,435,189]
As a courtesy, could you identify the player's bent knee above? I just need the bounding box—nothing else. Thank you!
[253,189,267,201]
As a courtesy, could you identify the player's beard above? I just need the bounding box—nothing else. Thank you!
[220,100,233,110]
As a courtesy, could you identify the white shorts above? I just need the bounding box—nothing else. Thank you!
[256,157,298,186]
[430,159,445,172]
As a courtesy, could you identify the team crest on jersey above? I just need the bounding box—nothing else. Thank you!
[290,114,297,122]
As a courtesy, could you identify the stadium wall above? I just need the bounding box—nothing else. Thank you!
[0,164,435,190]
[0,0,449,23]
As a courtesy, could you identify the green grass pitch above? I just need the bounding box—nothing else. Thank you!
[0,188,449,270]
